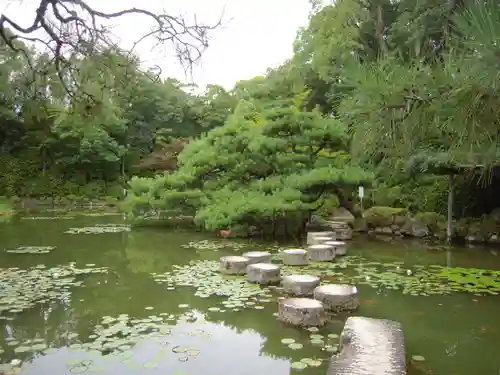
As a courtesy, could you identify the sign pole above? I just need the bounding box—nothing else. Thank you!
[358,186,364,211]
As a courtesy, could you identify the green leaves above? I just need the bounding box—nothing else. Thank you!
[128,83,372,232]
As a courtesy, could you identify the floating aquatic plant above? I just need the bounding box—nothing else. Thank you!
[152,261,276,311]
[79,212,122,217]
[65,224,131,234]
[0,263,107,316]
[180,240,247,251]
[21,216,75,220]
[154,253,500,303]
[5,246,55,254]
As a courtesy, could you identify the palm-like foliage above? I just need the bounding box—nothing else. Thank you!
[343,0,500,174]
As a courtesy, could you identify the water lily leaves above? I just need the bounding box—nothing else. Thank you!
[288,343,303,350]
[65,224,131,235]
[172,346,188,354]
[306,327,319,333]
[412,355,425,362]
[14,346,30,353]
[281,338,295,344]
[327,333,339,339]
[324,345,339,353]
[0,263,107,315]
[31,343,47,351]
[5,246,55,254]
[178,304,189,308]
[291,362,308,370]
[310,334,323,340]
[181,240,247,251]
[310,339,324,346]
[143,361,158,368]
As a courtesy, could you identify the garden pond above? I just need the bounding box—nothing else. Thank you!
[0,209,500,375]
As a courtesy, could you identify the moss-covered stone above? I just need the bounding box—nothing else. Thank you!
[363,206,408,228]
[415,212,447,233]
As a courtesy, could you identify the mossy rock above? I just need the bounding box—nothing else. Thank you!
[364,206,408,228]
[415,212,447,233]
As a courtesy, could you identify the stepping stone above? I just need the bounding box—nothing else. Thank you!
[282,275,321,296]
[307,231,336,245]
[242,251,272,264]
[278,298,327,327]
[327,317,406,375]
[308,235,335,246]
[313,284,359,312]
[282,249,309,266]
[247,263,281,284]
[219,256,249,275]
[324,240,347,256]
[307,244,335,261]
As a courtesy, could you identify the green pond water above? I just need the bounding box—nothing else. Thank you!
[0,210,500,375]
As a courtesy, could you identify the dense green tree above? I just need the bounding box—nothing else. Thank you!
[126,85,372,237]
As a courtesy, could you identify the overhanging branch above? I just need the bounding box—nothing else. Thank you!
[0,0,224,97]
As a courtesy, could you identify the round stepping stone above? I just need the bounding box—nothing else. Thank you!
[307,231,336,245]
[308,236,334,245]
[336,228,353,240]
[313,284,359,312]
[242,251,272,264]
[324,241,347,256]
[278,298,327,327]
[247,263,281,284]
[219,256,249,275]
[282,275,321,296]
[282,249,309,266]
[307,244,335,261]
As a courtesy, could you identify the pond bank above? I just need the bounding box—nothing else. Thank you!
[0,210,499,375]
[312,206,500,246]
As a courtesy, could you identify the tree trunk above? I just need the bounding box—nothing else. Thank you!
[333,187,367,231]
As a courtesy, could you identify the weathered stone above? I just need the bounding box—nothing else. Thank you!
[282,249,310,266]
[308,236,334,245]
[242,251,272,264]
[324,241,347,256]
[246,263,281,284]
[307,244,335,261]
[219,256,250,275]
[336,227,353,240]
[330,207,355,223]
[489,234,500,244]
[307,215,332,231]
[375,227,393,235]
[307,231,336,245]
[400,217,429,238]
[282,275,321,296]
[278,298,327,327]
[327,317,407,375]
[465,234,485,243]
[313,284,359,312]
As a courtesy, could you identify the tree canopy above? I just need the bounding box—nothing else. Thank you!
[2,0,500,232]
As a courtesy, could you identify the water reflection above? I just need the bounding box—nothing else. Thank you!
[1,212,500,375]
[16,319,290,375]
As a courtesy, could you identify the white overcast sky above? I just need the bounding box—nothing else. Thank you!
[2,0,312,91]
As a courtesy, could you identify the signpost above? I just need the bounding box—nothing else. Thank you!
[358,185,364,211]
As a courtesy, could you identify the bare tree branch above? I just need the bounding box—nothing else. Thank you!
[0,0,224,98]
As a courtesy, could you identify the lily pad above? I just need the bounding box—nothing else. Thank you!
[281,338,295,345]
[412,355,425,362]
[5,246,55,254]
[291,362,308,370]
[288,343,303,350]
